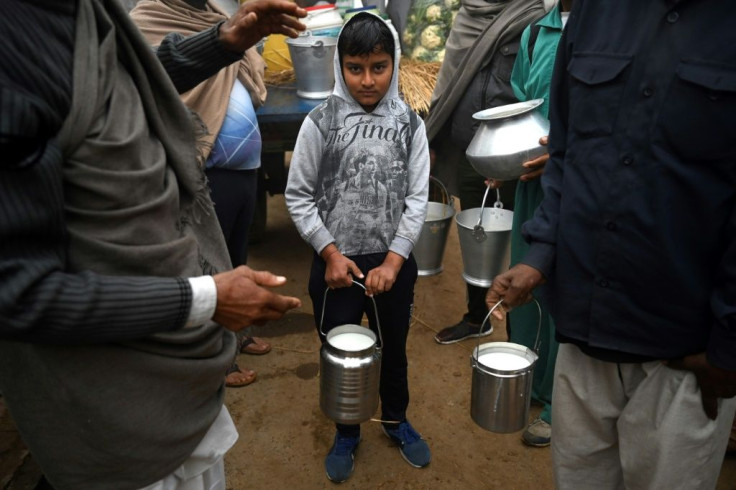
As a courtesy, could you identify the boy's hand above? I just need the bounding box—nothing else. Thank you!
[321,244,363,289]
[219,0,307,54]
[364,252,404,296]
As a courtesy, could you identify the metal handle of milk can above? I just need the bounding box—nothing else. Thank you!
[318,281,384,348]
[476,299,543,354]
[429,175,454,218]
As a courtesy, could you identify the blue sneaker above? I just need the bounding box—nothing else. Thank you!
[382,420,431,468]
[325,432,360,483]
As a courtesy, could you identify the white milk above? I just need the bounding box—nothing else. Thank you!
[329,332,375,351]
[477,351,530,371]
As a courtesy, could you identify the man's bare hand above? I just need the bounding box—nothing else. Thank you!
[484,178,503,189]
[212,265,301,331]
[520,136,549,182]
[219,0,307,53]
[666,353,736,420]
[485,264,544,320]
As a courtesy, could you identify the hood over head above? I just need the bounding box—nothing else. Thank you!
[332,12,402,109]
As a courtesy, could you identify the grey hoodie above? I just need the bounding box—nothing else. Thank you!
[285,13,429,258]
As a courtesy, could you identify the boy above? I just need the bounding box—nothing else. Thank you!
[285,12,430,483]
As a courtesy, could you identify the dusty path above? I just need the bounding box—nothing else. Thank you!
[224,194,736,490]
[1,192,734,489]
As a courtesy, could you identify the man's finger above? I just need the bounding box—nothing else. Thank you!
[263,293,302,315]
[250,269,288,287]
[237,11,257,29]
[492,303,507,320]
[702,395,719,420]
[277,12,307,28]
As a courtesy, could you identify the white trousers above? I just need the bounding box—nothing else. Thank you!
[138,405,237,490]
[138,457,226,490]
[552,343,736,490]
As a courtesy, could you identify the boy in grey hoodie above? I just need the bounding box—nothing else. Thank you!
[285,12,430,483]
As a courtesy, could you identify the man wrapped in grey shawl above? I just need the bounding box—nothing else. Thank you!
[425,0,553,192]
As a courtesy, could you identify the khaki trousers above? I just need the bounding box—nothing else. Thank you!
[552,343,736,490]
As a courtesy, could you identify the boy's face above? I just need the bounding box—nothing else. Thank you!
[341,49,393,112]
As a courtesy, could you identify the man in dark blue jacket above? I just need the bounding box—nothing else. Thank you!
[487,1,736,488]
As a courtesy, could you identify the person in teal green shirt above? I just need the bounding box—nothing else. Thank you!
[506,0,572,447]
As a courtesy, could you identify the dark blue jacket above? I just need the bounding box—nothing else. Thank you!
[522,0,736,369]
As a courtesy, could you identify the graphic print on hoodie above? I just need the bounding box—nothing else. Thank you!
[286,13,430,259]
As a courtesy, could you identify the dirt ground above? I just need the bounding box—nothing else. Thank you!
[223,194,736,490]
[1,193,734,489]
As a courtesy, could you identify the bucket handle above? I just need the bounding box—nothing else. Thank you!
[476,299,543,355]
[429,176,454,217]
[472,187,503,242]
[479,187,504,215]
[318,281,384,349]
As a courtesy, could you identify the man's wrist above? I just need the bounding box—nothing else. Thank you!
[185,276,218,328]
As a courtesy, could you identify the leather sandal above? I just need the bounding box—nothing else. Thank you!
[225,363,256,388]
[240,336,272,355]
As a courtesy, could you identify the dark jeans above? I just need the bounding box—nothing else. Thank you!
[309,252,418,436]
[205,167,258,267]
[457,156,516,325]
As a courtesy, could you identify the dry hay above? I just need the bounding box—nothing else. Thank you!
[263,57,440,115]
[398,57,441,116]
[264,69,296,85]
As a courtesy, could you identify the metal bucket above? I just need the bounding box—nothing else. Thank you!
[319,282,383,425]
[414,177,455,276]
[470,300,541,433]
[285,34,337,99]
[456,187,513,287]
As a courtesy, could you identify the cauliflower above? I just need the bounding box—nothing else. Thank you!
[435,48,446,63]
[426,5,443,22]
[403,30,415,47]
[411,45,430,61]
[420,25,444,50]
[444,0,460,9]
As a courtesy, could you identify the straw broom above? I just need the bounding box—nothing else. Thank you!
[264,57,440,116]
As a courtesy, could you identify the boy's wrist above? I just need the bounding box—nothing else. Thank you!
[320,244,340,262]
[384,251,405,269]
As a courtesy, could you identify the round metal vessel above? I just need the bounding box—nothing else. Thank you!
[465,99,550,181]
[320,324,381,425]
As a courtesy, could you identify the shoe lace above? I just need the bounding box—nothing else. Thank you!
[396,422,421,445]
[334,434,359,455]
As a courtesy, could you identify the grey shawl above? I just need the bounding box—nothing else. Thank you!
[0,0,235,488]
[424,0,550,141]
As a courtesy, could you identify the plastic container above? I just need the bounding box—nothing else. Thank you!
[304,4,343,37]
[343,5,379,21]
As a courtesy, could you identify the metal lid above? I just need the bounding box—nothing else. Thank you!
[472,98,544,121]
